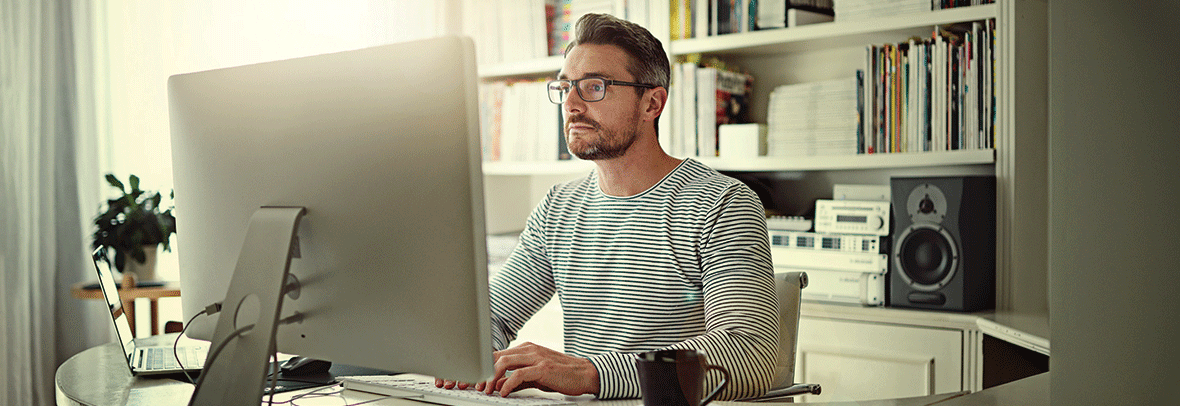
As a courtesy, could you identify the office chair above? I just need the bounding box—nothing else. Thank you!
[743,271,822,402]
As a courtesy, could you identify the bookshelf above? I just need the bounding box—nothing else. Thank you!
[671,4,997,55]
[700,148,995,172]
[473,3,1008,174]
[465,0,1046,338]
[482,159,594,176]
[464,0,1048,399]
[479,55,565,80]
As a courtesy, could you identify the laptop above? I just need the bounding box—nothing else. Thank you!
[91,248,208,375]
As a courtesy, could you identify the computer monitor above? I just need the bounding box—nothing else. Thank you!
[168,36,492,384]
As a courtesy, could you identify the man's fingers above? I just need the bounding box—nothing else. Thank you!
[496,366,543,397]
[434,379,473,390]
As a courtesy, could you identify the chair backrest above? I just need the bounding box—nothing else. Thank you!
[771,271,808,389]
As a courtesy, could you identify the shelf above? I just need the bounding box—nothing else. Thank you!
[671,4,997,56]
[479,56,564,79]
[482,160,595,176]
[698,149,995,171]
[477,6,997,78]
[483,149,993,175]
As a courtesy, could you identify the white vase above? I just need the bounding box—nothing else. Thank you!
[123,244,159,282]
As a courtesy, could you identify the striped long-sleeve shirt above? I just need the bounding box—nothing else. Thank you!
[489,158,779,400]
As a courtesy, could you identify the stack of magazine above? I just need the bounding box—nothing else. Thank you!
[835,0,995,22]
[766,78,860,157]
[835,0,932,21]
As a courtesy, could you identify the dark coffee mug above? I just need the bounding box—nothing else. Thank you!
[636,349,731,406]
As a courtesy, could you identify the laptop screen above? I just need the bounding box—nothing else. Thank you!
[92,249,137,362]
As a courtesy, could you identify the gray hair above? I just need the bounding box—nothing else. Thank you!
[565,13,670,90]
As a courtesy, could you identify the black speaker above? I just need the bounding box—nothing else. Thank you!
[889,176,995,312]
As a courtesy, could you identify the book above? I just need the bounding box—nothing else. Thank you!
[679,62,698,156]
[697,67,754,157]
[696,67,718,157]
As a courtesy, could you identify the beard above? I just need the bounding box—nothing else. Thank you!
[565,112,641,160]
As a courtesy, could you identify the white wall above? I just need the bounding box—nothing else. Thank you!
[96,0,441,334]
[1048,0,1180,403]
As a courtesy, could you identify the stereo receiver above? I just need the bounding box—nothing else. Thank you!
[814,199,891,236]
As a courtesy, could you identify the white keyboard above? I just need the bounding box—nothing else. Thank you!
[339,376,578,406]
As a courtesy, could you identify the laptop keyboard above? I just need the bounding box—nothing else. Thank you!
[139,346,206,371]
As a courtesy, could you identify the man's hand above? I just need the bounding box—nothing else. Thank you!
[434,378,475,390]
[434,342,600,397]
[482,342,600,397]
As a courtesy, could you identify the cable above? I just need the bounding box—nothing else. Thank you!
[267,350,279,405]
[173,301,221,384]
[181,303,305,405]
[186,323,254,406]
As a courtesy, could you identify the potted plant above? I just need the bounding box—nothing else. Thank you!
[92,174,176,281]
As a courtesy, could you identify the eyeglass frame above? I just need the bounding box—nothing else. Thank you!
[546,77,659,104]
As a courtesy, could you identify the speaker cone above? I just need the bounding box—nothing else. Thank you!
[894,223,958,290]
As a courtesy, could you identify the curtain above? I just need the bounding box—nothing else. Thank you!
[1,1,106,405]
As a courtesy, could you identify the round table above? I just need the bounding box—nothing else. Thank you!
[55,335,195,406]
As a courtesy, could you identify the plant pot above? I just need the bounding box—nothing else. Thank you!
[123,244,159,282]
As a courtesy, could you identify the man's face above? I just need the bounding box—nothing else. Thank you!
[558,44,645,160]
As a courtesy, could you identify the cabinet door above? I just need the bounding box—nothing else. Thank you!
[795,317,963,402]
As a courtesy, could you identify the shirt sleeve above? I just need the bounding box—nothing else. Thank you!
[587,184,780,400]
[488,190,558,351]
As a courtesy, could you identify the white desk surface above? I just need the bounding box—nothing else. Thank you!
[56,336,973,406]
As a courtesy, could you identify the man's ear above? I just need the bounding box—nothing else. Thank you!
[641,87,667,123]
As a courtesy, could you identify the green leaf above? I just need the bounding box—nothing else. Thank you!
[149,193,161,211]
[129,175,140,194]
[105,174,125,193]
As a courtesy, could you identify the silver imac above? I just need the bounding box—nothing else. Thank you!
[168,35,493,394]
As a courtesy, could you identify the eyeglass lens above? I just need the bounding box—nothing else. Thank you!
[548,78,607,104]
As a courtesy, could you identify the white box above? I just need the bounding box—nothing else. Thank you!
[719,123,767,158]
[778,268,887,306]
[833,184,891,202]
[770,248,887,273]
[787,8,835,27]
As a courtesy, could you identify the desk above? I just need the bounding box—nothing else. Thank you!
[936,372,1048,405]
[71,280,182,337]
[56,337,971,406]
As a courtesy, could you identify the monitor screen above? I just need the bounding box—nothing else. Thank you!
[168,36,492,383]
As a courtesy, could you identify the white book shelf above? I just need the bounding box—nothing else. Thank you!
[477,5,1002,175]
[671,5,997,55]
[482,159,594,176]
[482,149,993,175]
[479,55,564,80]
[699,149,995,172]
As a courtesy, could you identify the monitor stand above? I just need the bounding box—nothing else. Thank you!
[190,206,306,406]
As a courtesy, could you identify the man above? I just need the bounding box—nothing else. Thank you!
[440,13,779,400]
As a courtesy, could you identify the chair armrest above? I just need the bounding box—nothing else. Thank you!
[737,383,822,402]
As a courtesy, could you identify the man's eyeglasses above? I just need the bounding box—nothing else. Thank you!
[547,78,657,104]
